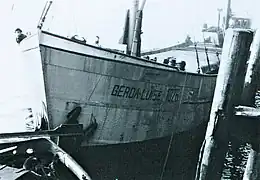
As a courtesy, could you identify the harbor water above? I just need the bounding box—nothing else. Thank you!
[222,142,251,180]
[220,91,260,179]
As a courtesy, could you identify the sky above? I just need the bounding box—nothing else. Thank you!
[1,0,260,52]
[0,0,260,132]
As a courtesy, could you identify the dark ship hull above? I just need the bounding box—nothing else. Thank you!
[75,122,207,180]
[19,30,218,179]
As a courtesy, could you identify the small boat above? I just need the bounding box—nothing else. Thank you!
[0,125,91,180]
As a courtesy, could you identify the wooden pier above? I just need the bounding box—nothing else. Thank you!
[194,28,260,180]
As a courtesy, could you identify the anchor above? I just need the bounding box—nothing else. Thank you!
[58,106,98,155]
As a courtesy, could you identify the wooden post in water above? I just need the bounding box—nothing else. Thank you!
[241,30,260,106]
[195,29,253,180]
[242,29,260,180]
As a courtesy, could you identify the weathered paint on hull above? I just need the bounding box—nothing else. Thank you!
[73,121,208,180]
[38,34,216,145]
[20,31,217,178]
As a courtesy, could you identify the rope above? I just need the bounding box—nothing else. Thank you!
[159,73,188,180]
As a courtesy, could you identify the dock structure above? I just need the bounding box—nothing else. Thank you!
[195,28,254,180]
[241,29,260,180]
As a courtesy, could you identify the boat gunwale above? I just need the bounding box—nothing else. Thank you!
[40,30,218,78]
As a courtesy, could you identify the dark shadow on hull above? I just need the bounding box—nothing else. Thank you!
[73,122,208,180]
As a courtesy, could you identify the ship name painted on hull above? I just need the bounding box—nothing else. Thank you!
[111,84,195,103]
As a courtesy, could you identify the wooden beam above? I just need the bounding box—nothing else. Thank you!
[243,147,260,180]
[242,29,260,180]
[234,106,260,118]
[0,124,83,144]
[195,28,253,180]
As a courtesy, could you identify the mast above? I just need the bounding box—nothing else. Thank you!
[131,0,146,57]
[128,0,139,54]
[217,9,222,32]
[224,0,231,30]
[119,0,147,56]
[132,10,143,57]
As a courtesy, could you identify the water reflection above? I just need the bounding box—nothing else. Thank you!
[222,141,251,179]
[221,91,260,179]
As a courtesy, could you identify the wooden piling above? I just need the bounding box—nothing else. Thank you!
[235,106,260,118]
[241,29,260,180]
[195,29,253,180]
[241,29,260,106]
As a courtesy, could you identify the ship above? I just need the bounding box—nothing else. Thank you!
[13,0,252,179]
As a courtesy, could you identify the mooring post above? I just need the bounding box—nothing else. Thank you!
[241,29,260,106]
[195,29,253,180]
[241,29,260,180]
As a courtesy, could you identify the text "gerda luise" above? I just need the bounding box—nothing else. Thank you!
[111,84,181,102]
